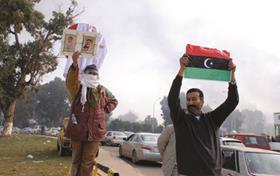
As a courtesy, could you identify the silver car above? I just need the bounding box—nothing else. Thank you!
[222,145,280,176]
[119,133,161,163]
[102,131,127,146]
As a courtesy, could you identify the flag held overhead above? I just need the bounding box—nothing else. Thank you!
[184,44,231,82]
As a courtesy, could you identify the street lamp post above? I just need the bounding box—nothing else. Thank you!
[152,97,161,132]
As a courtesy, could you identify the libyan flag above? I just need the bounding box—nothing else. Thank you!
[184,44,231,82]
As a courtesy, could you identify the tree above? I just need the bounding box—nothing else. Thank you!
[143,115,158,132]
[0,0,78,135]
[221,109,244,134]
[35,77,70,126]
[117,111,139,122]
[160,96,171,127]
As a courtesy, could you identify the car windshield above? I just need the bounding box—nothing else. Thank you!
[245,152,280,175]
[140,134,159,142]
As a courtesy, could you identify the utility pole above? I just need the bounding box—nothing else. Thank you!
[152,97,161,133]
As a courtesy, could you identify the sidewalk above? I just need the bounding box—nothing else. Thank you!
[96,148,143,176]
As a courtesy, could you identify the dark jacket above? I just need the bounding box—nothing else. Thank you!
[168,75,239,176]
[65,65,118,141]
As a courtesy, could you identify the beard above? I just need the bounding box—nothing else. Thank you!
[187,105,202,116]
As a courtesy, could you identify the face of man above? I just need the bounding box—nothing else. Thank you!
[85,39,92,48]
[67,37,73,43]
[186,91,204,115]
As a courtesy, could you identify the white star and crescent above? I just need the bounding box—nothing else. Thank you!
[204,58,214,68]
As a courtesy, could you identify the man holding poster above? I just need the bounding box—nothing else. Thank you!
[65,51,118,176]
[167,46,239,176]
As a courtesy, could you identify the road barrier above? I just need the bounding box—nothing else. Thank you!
[93,162,119,176]
[68,162,119,176]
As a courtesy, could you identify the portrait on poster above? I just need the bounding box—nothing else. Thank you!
[64,34,77,52]
[81,35,96,56]
[60,29,78,56]
[60,29,100,58]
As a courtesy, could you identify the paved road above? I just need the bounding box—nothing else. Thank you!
[99,146,162,176]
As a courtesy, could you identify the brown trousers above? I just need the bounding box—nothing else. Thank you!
[71,140,100,176]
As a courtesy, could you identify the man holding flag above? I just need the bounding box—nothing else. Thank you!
[168,46,239,176]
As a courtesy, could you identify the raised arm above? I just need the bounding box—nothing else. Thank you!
[209,59,239,127]
[168,56,189,124]
[66,52,80,100]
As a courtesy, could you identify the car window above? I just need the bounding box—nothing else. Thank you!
[244,136,268,146]
[222,150,238,172]
[134,136,142,142]
[140,135,159,142]
[127,134,134,141]
[223,141,244,147]
[245,152,280,175]
[131,135,139,142]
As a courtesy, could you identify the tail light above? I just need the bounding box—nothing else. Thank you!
[141,144,152,151]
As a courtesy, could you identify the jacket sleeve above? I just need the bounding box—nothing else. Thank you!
[66,64,80,100]
[104,87,118,113]
[209,83,239,127]
[157,125,172,157]
[168,75,184,124]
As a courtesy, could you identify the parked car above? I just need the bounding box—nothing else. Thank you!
[57,117,71,156]
[20,127,33,134]
[102,131,127,146]
[222,145,280,176]
[124,131,134,138]
[269,142,280,152]
[119,133,161,163]
[225,133,271,150]
[46,127,60,136]
[220,137,245,147]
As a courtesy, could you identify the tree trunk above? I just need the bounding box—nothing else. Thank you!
[2,100,17,136]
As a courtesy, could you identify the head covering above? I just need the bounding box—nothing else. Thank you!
[84,64,98,74]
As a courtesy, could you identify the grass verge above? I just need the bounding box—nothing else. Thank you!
[0,134,71,176]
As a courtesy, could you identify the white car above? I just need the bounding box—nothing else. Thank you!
[222,145,280,176]
[220,137,245,147]
[102,131,127,146]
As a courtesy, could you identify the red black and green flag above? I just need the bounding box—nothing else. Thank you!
[184,44,231,81]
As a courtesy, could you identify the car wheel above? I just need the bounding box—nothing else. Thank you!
[119,147,123,158]
[132,150,138,164]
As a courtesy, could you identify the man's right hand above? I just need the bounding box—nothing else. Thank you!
[178,55,190,76]
[180,55,190,69]
[72,51,80,67]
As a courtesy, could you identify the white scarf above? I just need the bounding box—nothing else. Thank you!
[80,74,100,107]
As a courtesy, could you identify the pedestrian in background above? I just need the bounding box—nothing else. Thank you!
[158,124,178,176]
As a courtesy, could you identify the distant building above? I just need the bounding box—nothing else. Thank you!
[274,112,280,137]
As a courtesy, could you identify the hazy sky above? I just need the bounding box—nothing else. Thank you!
[37,0,280,124]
